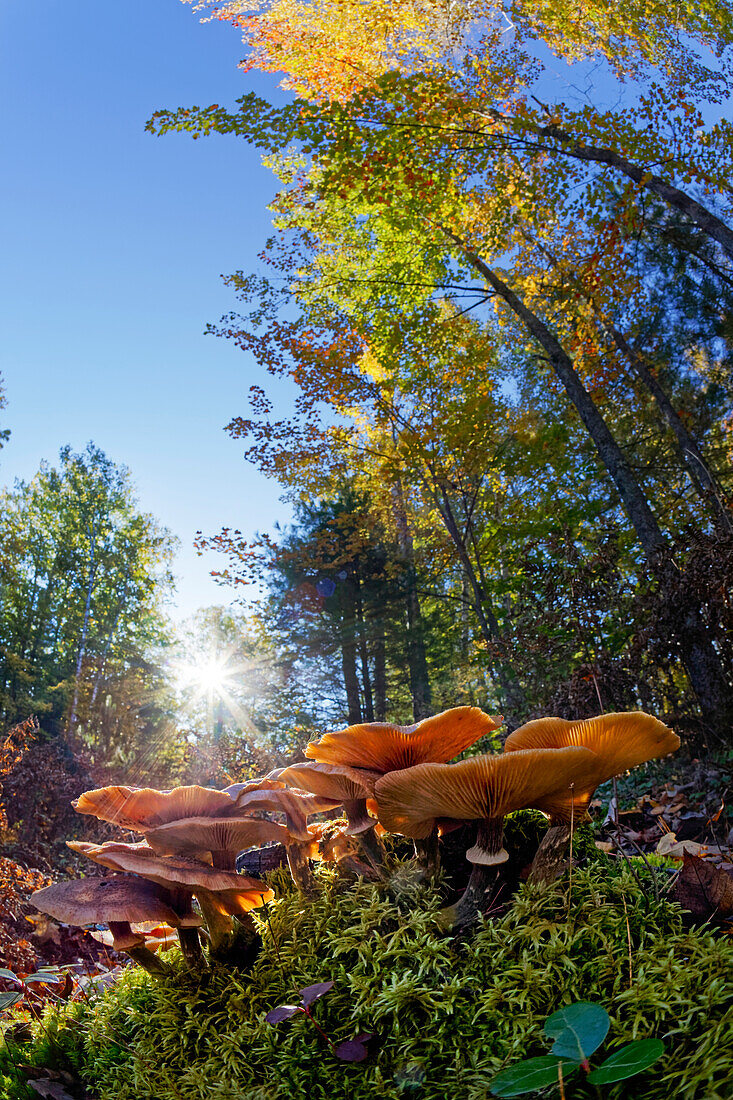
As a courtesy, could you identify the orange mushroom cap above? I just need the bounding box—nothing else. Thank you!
[374,747,601,841]
[276,762,382,834]
[305,707,503,773]
[503,712,680,818]
[277,761,382,800]
[140,817,289,861]
[72,785,236,831]
[68,840,273,911]
[229,786,340,841]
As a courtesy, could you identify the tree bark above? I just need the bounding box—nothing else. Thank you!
[373,615,387,720]
[339,575,362,724]
[391,477,432,720]
[609,327,732,534]
[354,575,374,721]
[453,238,732,730]
[506,114,733,260]
[68,519,98,735]
[434,485,522,721]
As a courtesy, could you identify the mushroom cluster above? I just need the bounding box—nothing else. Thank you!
[31,706,679,970]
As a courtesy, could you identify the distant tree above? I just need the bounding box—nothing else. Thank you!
[0,444,176,745]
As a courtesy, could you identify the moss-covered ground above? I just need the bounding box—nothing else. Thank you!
[2,836,732,1100]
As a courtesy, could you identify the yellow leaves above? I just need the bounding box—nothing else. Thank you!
[192,0,469,100]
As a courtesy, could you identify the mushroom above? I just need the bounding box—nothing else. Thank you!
[144,807,322,895]
[375,746,600,927]
[91,923,179,953]
[229,785,341,843]
[73,784,236,831]
[226,785,348,892]
[31,876,186,975]
[306,821,382,882]
[305,707,503,773]
[275,762,385,872]
[69,840,273,954]
[503,712,680,883]
[141,817,289,870]
[305,707,503,874]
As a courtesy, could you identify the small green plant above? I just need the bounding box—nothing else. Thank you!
[489,1002,665,1096]
[265,981,373,1062]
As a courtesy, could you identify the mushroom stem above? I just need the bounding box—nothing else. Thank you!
[354,825,386,876]
[124,944,171,976]
[342,798,374,835]
[438,819,507,931]
[466,818,508,866]
[196,891,235,951]
[177,926,204,969]
[413,830,440,879]
[527,822,573,886]
[285,842,319,895]
[231,911,262,967]
[109,923,170,977]
[439,865,501,932]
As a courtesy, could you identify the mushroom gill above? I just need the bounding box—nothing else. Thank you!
[375,746,600,927]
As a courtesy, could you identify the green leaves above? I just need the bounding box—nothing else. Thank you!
[544,1002,610,1061]
[489,1056,579,1097]
[488,1002,665,1095]
[587,1039,666,1084]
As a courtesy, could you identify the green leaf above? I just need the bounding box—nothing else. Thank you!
[544,1002,610,1060]
[0,969,18,982]
[489,1056,580,1096]
[587,1039,665,1084]
[0,991,23,1011]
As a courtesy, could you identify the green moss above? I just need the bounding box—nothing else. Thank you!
[2,856,732,1100]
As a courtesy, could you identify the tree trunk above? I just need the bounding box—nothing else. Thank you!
[435,485,522,721]
[340,576,362,724]
[509,114,733,260]
[609,327,732,534]
[354,575,374,721]
[68,521,98,735]
[455,239,732,731]
[373,615,387,720]
[391,477,432,720]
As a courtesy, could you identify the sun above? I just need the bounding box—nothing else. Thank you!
[177,656,233,695]
[177,655,231,690]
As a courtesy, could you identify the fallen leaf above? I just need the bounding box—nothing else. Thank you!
[673,853,733,921]
[656,833,705,859]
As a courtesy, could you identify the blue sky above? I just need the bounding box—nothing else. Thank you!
[0,0,293,617]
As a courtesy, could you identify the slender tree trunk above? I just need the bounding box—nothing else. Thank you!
[391,478,432,720]
[435,485,522,721]
[340,576,362,724]
[609,327,732,533]
[354,575,374,721]
[505,114,733,259]
[454,238,732,730]
[68,522,97,735]
[90,572,130,707]
[527,228,731,534]
[373,615,387,720]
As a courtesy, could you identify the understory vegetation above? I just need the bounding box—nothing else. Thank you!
[2,852,732,1100]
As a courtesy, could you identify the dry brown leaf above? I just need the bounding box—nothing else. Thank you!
[674,852,733,921]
